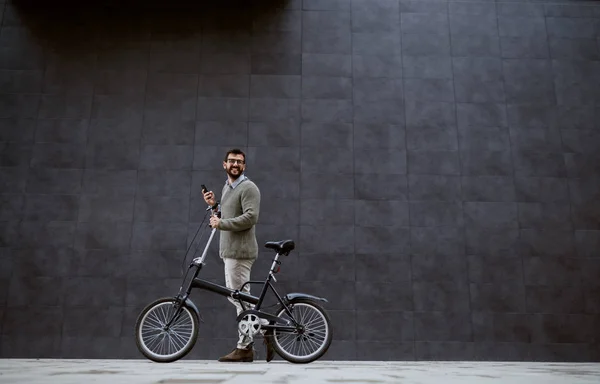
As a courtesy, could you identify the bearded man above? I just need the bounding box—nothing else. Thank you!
[202,148,273,363]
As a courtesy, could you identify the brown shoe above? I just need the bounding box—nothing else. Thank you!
[218,346,254,363]
[264,337,275,362]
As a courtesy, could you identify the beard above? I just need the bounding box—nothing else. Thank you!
[226,166,242,179]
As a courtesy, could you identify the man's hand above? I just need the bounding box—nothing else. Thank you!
[210,214,220,229]
[203,190,216,206]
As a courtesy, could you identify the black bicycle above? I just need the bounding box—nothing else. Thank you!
[134,191,333,364]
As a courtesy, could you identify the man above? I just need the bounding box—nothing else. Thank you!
[202,148,274,363]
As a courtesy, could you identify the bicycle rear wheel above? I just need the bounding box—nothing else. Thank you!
[135,297,199,363]
[269,298,332,364]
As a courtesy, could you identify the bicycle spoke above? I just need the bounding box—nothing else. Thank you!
[143,333,162,350]
[304,311,320,327]
[169,332,185,351]
[146,313,163,328]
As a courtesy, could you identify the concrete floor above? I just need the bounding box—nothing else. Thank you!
[0,359,599,384]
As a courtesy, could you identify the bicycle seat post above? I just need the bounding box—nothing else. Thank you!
[269,253,281,282]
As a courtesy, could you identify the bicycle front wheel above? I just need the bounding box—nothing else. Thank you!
[135,297,199,363]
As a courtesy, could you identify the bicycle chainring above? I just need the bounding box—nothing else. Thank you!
[238,313,262,337]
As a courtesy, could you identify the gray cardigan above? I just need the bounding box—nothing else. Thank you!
[217,177,261,260]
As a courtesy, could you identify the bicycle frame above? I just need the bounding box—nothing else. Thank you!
[135,200,333,364]
[168,223,302,333]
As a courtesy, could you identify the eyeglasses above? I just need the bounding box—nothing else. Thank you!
[226,159,245,165]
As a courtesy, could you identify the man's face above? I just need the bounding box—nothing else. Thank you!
[223,154,245,179]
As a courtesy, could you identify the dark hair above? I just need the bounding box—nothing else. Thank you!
[224,148,246,162]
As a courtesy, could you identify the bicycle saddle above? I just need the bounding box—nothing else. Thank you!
[264,239,295,254]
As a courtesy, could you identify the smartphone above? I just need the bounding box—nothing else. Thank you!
[201,184,208,194]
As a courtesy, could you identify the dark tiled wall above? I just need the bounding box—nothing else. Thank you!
[1,0,600,361]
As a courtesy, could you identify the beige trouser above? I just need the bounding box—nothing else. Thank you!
[223,257,256,349]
